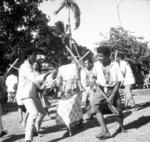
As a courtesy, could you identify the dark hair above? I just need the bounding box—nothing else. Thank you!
[118,53,125,60]
[24,48,37,59]
[84,58,93,64]
[97,46,111,57]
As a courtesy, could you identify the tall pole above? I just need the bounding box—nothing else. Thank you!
[116,0,122,27]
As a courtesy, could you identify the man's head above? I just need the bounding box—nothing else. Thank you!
[96,46,111,66]
[84,58,93,70]
[24,48,37,64]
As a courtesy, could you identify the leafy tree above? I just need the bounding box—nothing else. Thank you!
[34,20,92,66]
[55,0,81,31]
[98,26,149,88]
[0,0,48,73]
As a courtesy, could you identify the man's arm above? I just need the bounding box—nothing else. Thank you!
[108,81,120,104]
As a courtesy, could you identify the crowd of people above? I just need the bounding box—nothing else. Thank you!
[0,46,138,141]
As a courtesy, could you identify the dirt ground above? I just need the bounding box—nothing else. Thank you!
[1,89,150,142]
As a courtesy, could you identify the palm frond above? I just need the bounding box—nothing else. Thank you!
[54,2,66,15]
[71,2,81,30]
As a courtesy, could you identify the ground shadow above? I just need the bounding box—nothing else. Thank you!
[48,136,65,142]
[2,134,24,142]
[2,103,18,115]
[43,109,132,140]
[135,102,150,111]
[125,115,150,130]
[111,115,150,137]
[104,110,132,124]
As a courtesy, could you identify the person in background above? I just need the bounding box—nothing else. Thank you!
[5,70,18,103]
[80,58,94,120]
[117,54,137,110]
[5,69,29,127]
[32,61,50,116]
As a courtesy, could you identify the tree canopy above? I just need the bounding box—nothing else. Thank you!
[0,0,48,73]
[98,26,150,88]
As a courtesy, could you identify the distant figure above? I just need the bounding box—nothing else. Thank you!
[5,72,18,103]
[32,61,51,116]
[117,54,137,110]
[80,58,95,120]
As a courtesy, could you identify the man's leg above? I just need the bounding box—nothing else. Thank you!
[94,105,111,139]
[124,85,136,108]
[115,95,126,132]
[81,91,88,108]
[34,97,46,134]
[22,98,39,141]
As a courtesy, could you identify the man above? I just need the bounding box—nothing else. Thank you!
[91,46,126,140]
[117,54,137,110]
[16,49,50,142]
[80,58,94,120]
[56,57,83,137]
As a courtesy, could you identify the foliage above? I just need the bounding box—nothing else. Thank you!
[55,0,81,30]
[0,0,49,72]
[98,26,150,88]
[35,20,92,66]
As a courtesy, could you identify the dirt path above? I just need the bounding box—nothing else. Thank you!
[1,91,150,142]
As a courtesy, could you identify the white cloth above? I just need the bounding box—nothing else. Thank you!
[16,60,45,104]
[57,63,78,81]
[5,74,18,93]
[119,60,135,85]
[109,61,123,83]
[57,94,82,127]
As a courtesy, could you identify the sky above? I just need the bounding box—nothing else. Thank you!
[39,0,150,51]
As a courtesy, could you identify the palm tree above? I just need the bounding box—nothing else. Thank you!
[55,0,81,32]
[54,0,81,57]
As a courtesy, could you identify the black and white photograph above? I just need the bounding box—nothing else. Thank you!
[0,0,150,142]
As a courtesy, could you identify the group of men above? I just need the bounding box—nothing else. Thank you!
[56,45,136,140]
[0,45,137,141]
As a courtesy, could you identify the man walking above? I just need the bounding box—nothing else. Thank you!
[91,46,126,140]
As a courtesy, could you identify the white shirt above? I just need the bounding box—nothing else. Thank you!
[119,60,135,85]
[109,61,123,83]
[16,60,45,102]
[5,74,18,93]
[92,61,123,87]
[92,61,106,86]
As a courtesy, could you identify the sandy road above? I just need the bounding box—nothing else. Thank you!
[1,90,150,142]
